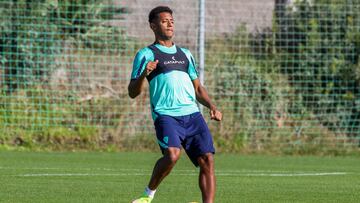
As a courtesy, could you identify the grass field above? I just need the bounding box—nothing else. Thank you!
[0,151,359,203]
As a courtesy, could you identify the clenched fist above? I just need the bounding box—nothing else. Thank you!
[144,60,159,76]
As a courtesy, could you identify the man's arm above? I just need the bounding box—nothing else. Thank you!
[192,78,222,121]
[128,60,158,98]
[128,72,147,99]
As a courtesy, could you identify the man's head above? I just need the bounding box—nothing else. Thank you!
[148,6,174,40]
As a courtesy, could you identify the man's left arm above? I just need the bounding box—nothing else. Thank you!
[192,79,222,121]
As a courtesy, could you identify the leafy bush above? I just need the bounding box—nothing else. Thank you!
[205,26,297,151]
[274,0,360,137]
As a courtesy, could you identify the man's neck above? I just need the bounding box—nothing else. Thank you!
[155,39,173,47]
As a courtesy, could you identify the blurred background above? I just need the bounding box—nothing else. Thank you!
[1,0,360,154]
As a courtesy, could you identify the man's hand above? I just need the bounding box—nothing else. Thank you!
[144,60,158,76]
[128,60,158,99]
[210,107,222,121]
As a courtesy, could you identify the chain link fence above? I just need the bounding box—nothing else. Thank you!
[1,0,359,153]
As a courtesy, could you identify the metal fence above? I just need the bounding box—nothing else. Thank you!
[1,0,360,152]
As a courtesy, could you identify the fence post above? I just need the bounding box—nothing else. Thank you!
[198,0,206,112]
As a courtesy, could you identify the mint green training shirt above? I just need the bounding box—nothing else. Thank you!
[131,43,199,120]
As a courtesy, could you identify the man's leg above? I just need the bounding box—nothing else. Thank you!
[148,147,181,190]
[197,153,215,203]
[132,147,180,203]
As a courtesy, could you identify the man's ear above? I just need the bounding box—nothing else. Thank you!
[150,22,157,31]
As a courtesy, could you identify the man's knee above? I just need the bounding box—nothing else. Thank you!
[164,147,181,165]
[197,153,214,169]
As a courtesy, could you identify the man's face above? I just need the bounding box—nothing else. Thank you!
[151,12,174,40]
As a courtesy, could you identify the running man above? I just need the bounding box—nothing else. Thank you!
[129,6,222,203]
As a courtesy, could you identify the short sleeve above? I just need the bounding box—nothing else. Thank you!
[181,48,199,81]
[131,48,154,80]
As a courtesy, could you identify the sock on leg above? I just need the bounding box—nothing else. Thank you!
[145,187,156,199]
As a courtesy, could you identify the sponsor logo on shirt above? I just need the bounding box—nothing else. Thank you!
[164,56,185,65]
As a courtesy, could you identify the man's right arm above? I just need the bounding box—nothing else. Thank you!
[128,72,147,99]
[128,60,158,99]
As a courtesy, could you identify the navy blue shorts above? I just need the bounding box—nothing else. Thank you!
[154,112,215,167]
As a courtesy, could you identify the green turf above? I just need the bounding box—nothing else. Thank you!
[0,151,359,203]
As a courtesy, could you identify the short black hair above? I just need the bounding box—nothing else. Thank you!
[148,6,173,23]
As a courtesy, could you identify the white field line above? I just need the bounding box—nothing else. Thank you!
[0,166,351,177]
[0,167,272,173]
[13,172,349,177]
[230,172,349,177]
[0,167,344,174]
[0,167,120,171]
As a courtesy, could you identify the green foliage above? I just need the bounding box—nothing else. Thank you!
[0,85,117,150]
[204,1,360,153]
[274,0,360,137]
[206,25,297,148]
[0,0,129,90]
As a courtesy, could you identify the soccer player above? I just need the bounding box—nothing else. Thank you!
[129,6,222,203]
